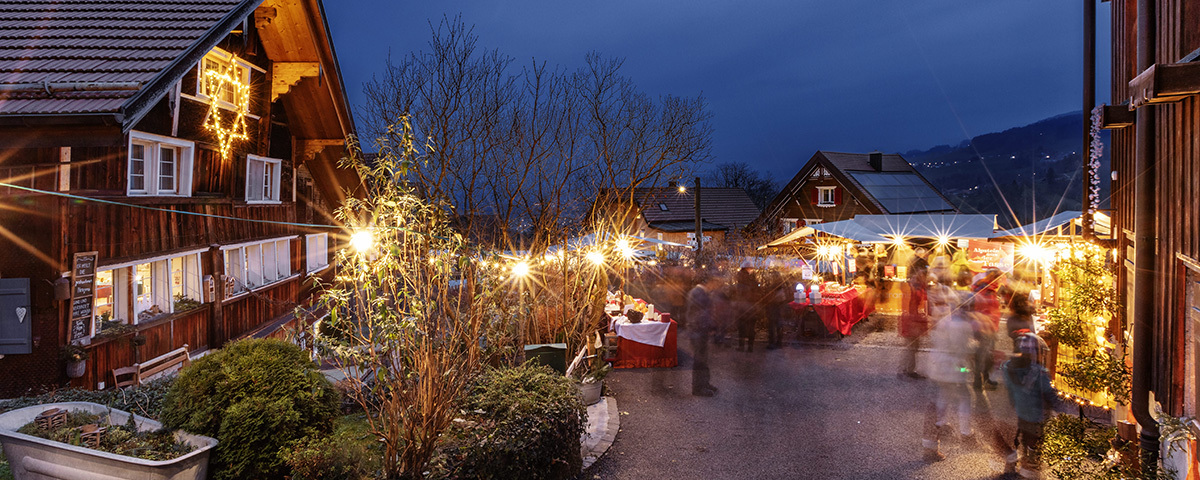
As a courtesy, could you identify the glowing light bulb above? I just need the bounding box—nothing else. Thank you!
[350,230,374,253]
[587,251,605,266]
[512,261,530,277]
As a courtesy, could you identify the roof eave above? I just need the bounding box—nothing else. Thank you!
[0,112,123,128]
[119,0,264,133]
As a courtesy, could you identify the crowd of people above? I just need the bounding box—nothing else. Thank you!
[899,248,1059,479]
[630,251,1060,478]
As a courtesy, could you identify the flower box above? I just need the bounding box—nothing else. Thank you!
[0,402,216,480]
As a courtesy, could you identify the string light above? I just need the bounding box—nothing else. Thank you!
[202,56,251,159]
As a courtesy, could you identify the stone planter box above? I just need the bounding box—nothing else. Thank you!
[0,402,217,480]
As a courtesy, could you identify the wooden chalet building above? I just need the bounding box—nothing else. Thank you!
[755,151,957,235]
[0,0,361,394]
[623,186,761,250]
[1100,0,1200,465]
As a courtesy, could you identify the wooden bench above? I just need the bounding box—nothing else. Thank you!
[110,345,190,388]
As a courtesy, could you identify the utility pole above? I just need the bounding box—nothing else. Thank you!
[694,177,702,254]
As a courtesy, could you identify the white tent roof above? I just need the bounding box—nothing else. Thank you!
[762,213,999,247]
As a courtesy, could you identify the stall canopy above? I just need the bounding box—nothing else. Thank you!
[763,213,999,247]
[990,210,1111,239]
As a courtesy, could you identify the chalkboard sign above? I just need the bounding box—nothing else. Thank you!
[73,252,97,278]
[71,318,87,342]
[69,251,99,341]
[71,296,92,321]
[72,275,94,298]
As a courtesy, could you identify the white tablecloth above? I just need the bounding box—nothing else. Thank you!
[613,319,671,347]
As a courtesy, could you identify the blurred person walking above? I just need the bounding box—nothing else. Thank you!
[686,273,722,397]
[734,267,760,352]
[764,271,790,350]
[921,279,976,462]
[898,247,931,379]
[1000,333,1060,478]
[1006,293,1035,352]
[971,269,1004,390]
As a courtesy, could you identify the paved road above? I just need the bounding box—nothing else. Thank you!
[585,325,1020,480]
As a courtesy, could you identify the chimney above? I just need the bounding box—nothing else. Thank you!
[869,151,884,172]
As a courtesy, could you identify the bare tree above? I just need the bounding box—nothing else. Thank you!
[361,16,713,254]
[702,161,779,210]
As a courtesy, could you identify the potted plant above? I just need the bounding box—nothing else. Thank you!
[576,356,612,406]
[61,344,88,379]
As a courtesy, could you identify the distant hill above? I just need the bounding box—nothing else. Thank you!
[905,112,1110,229]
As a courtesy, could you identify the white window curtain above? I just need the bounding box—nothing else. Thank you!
[276,239,290,278]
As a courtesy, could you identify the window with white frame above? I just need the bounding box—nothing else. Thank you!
[803,218,823,226]
[128,131,194,196]
[781,218,798,232]
[246,155,282,203]
[817,186,836,206]
[306,233,329,272]
[197,48,251,110]
[90,252,203,332]
[223,238,293,296]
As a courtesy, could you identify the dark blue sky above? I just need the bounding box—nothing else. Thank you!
[325,1,1111,180]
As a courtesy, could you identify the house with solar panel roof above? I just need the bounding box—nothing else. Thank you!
[0,0,362,394]
[756,151,958,236]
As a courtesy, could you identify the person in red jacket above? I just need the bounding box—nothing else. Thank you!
[971,269,1004,390]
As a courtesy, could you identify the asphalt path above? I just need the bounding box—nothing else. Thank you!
[584,326,1022,480]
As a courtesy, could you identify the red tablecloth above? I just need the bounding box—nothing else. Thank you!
[612,319,678,368]
[790,288,870,336]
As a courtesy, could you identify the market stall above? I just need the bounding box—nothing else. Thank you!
[789,283,872,336]
[604,296,678,369]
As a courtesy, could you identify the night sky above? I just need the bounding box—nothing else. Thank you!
[325,1,1111,181]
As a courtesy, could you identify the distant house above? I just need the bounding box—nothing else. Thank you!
[0,0,360,394]
[621,186,761,249]
[756,151,957,234]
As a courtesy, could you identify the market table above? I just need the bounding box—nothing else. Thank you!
[790,286,871,336]
[611,319,678,369]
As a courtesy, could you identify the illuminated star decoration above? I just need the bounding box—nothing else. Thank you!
[202,57,251,159]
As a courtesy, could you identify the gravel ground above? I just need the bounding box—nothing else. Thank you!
[583,316,1022,480]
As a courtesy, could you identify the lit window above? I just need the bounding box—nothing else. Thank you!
[198,48,251,110]
[246,155,283,203]
[306,233,329,273]
[817,186,836,206]
[128,131,194,197]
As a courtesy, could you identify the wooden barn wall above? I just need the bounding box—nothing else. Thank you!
[69,306,211,390]
[1110,0,1200,411]
[218,278,299,346]
[0,194,64,397]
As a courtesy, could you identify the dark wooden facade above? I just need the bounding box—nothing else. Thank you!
[0,0,358,395]
[1108,0,1200,442]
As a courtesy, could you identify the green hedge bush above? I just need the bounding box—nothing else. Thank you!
[436,364,585,480]
[282,415,377,480]
[160,339,338,480]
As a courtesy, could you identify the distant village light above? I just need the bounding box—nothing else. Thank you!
[677,185,687,193]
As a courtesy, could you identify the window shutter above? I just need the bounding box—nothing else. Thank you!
[834,187,842,205]
[0,278,32,354]
[246,160,265,201]
[811,187,819,204]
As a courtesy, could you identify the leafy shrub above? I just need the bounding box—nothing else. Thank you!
[160,339,339,480]
[436,364,585,480]
[0,377,174,419]
[282,415,377,480]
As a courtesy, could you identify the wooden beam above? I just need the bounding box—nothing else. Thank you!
[296,139,344,165]
[1100,104,1136,129]
[271,62,319,102]
[1128,62,1200,108]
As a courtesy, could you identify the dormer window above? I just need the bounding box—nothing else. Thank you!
[659,203,669,211]
[128,131,194,197]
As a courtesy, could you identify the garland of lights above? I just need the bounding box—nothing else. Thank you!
[202,57,251,159]
[1042,242,1130,407]
[1087,105,1104,214]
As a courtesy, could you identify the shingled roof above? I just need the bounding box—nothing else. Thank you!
[0,0,256,122]
[634,187,761,231]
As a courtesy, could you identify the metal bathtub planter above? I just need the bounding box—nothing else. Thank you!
[0,402,217,480]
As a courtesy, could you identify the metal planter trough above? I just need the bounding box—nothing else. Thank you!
[0,402,217,480]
